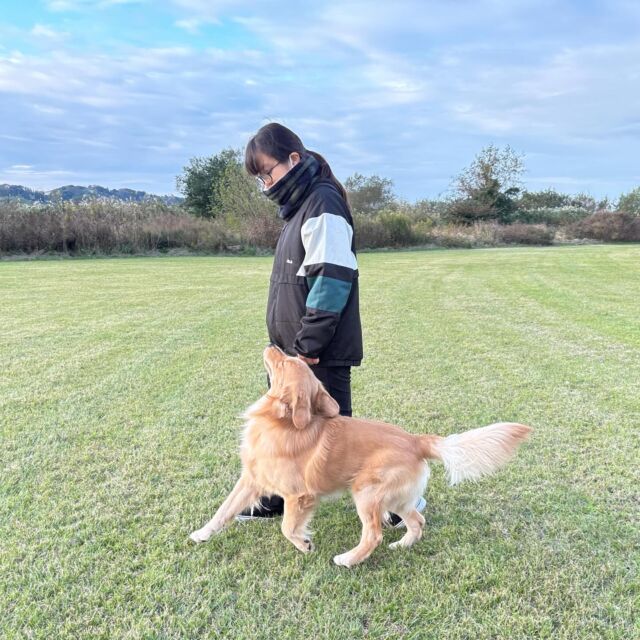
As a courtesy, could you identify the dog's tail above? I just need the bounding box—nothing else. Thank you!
[419,422,532,486]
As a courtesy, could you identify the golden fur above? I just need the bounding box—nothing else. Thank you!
[190,346,532,567]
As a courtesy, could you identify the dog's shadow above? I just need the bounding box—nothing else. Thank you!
[303,491,526,569]
[187,486,535,572]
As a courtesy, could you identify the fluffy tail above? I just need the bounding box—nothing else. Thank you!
[419,422,532,486]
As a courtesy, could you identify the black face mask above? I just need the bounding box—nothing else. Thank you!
[262,154,322,219]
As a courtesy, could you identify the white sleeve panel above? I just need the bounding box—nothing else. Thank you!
[296,212,358,277]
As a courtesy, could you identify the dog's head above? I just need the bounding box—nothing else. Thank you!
[263,345,340,429]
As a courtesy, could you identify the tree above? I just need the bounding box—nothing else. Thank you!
[344,173,395,215]
[213,154,282,250]
[518,189,571,210]
[215,160,278,223]
[176,148,241,217]
[449,145,525,224]
[567,192,597,212]
[617,187,640,215]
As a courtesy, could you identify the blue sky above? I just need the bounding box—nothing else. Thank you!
[1,0,639,201]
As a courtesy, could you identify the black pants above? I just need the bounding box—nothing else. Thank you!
[261,366,352,510]
[309,365,353,417]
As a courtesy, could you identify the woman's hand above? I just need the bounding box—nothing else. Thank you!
[297,354,320,365]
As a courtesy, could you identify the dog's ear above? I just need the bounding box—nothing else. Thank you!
[276,386,312,429]
[315,386,340,418]
[292,390,312,430]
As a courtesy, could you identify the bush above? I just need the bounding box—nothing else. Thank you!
[517,189,571,210]
[498,223,555,245]
[233,210,283,250]
[570,211,640,242]
[378,211,415,246]
[444,198,496,224]
[354,212,418,249]
[379,222,501,249]
[353,214,392,249]
[423,222,502,248]
[510,206,592,226]
[424,225,476,248]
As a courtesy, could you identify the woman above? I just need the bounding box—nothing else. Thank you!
[236,123,424,527]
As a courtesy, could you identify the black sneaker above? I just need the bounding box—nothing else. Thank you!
[236,496,284,522]
[383,496,427,529]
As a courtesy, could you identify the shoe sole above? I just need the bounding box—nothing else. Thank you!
[235,514,281,522]
[385,497,428,529]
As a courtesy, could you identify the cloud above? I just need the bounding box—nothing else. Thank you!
[0,164,76,186]
[443,41,640,145]
[0,43,272,193]
[30,24,70,40]
[3,1,640,199]
[45,0,147,10]
[174,19,203,33]
[172,0,248,30]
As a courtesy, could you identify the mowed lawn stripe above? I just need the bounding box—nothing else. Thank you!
[1,246,638,639]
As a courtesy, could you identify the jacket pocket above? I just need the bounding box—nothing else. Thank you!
[273,282,307,324]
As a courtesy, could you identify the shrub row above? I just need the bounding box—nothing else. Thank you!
[508,206,593,226]
[0,200,229,254]
[1,200,638,256]
[355,213,555,248]
[569,211,640,242]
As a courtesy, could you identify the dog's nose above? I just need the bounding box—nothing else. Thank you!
[265,343,285,355]
[264,343,281,359]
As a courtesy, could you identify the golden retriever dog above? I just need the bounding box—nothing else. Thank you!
[190,345,532,567]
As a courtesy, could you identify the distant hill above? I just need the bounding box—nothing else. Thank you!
[0,183,183,205]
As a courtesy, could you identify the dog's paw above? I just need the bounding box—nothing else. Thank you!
[291,537,314,553]
[189,528,211,543]
[389,540,404,550]
[333,552,355,568]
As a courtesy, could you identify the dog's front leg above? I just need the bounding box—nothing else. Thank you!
[190,474,260,543]
[281,494,317,553]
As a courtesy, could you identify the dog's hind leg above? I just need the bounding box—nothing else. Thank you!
[389,509,425,550]
[333,490,383,568]
[281,494,317,553]
[190,474,260,543]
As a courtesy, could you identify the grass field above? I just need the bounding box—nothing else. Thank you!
[1,245,639,639]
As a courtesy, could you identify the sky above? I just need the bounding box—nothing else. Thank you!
[1,0,639,202]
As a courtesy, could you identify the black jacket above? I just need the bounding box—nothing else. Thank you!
[266,179,363,366]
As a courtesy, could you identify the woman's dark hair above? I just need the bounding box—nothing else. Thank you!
[245,122,350,209]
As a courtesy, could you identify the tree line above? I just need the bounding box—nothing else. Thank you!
[1,146,639,256]
[175,145,640,222]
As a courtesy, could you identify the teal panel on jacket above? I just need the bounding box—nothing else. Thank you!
[306,275,352,313]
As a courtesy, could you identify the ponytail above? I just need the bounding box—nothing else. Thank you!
[305,150,351,212]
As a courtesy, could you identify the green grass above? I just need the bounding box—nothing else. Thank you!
[1,245,638,639]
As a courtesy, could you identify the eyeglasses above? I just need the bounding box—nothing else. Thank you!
[256,161,283,188]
